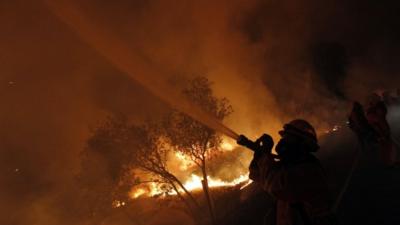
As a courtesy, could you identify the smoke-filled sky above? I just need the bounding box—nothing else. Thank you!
[1,0,400,224]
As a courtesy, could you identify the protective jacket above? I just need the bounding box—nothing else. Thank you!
[349,101,396,166]
[250,153,333,225]
[366,101,396,165]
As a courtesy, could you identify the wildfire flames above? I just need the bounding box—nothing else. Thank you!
[129,174,249,200]
[123,124,345,203]
[128,139,250,200]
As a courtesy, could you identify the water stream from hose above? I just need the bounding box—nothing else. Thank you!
[43,0,239,140]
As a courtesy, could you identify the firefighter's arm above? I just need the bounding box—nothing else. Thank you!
[247,151,278,183]
[237,134,274,153]
[238,134,275,181]
[249,151,275,182]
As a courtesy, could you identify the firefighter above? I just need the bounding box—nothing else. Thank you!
[237,119,334,225]
[349,93,396,166]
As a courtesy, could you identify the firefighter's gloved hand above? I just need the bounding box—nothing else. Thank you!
[255,133,274,153]
[237,134,251,146]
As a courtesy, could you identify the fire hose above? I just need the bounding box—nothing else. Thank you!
[330,138,362,213]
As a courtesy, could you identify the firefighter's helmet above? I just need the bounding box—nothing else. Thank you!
[279,119,319,152]
[366,92,382,106]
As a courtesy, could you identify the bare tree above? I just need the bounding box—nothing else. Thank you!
[78,76,232,225]
[163,76,233,224]
[78,114,202,223]
[127,121,202,216]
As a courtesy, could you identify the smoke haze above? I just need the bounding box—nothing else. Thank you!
[1,0,400,224]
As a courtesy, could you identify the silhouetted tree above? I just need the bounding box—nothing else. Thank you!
[78,114,201,223]
[163,76,233,224]
[78,76,232,225]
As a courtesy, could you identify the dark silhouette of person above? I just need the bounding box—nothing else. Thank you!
[349,93,396,167]
[237,119,335,225]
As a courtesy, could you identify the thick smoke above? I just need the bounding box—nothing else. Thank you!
[1,0,400,224]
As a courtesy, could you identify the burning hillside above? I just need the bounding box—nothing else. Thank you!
[128,174,250,200]
[128,147,251,200]
[3,0,400,225]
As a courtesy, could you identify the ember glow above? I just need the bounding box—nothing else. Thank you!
[129,141,250,199]
[324,124,344,134]
[174,152,194,171]
[128,182,169,199]
[221,139,235,151]
[184,174,249,191]
[112,200,126,208]
[129,174,249,199]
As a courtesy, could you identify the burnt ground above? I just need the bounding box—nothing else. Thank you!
[219,105,400,225]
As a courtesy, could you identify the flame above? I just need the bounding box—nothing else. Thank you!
[174,152,193,170]
[324,124,342,134]
[183,173,249,191]
[112,200,126,208]
[129,173,249,199]
[130,188,146,199]
[129,182,169,199]
[221,138,235,151]
[128,138,249,200]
